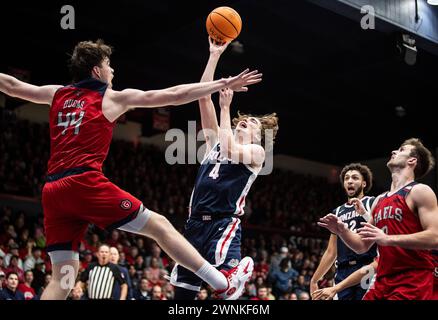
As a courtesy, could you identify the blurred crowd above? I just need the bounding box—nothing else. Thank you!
[0,118,343,300]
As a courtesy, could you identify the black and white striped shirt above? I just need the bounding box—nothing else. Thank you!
[80,262,126,299]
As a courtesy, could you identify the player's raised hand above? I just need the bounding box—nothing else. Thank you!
[219,88,234,109]
[318,214,348,235]
[208,36,230,56]
[350,198,366,215]
[226,69,262,92]
[357,222,389,245]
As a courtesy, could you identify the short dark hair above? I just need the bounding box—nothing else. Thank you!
[339,163,373,194]
[7,271,19,280]
[401,138,435,179]
[69,39,113,82]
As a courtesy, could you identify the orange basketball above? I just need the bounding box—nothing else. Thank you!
[206,7,242,44]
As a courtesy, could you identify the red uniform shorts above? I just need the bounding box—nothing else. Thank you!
[433,267,438,300]
[42,170,142,252]
[363,268,434,300]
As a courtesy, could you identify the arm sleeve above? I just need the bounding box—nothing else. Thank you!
[111,264,127,285]
[364,197,375,212]
[80,264,93,282]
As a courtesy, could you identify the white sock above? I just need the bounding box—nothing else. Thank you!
[194,261,228,291]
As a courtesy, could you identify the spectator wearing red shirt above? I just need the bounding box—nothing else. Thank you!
[250,285,270,301]
[145,242,168,269]
[254,250,270,280]
[151,285,166,300]
[18,270,36,300]
[4,255,24,283]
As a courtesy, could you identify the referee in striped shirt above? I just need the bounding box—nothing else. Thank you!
[75,245,127,300]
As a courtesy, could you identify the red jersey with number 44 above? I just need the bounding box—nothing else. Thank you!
[47,78,115,175]
[373,181,434,279]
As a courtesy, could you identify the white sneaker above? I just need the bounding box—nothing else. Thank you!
[214,256,254,300]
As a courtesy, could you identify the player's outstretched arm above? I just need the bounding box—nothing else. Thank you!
[198,37,230,151]
[359,184,438,250]
[310,233,337,299]
[103,69,262,122]
[218,88,265,167]
[0,73,61,105]
[313,260,378,300]
[318,214,374,254]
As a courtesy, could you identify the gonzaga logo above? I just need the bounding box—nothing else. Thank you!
[228,259,239,268]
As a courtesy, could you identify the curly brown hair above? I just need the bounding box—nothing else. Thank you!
[401,138,435,179]
[339,163,373,194]
[232,111,279,152]
[69,39,113,82]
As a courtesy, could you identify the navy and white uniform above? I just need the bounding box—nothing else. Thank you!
[333,196,378,300]
[171,142,259,292]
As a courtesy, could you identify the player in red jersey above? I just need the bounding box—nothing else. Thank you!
[0,40,262,300]
[319,138,438,299]
[432,250,438,300]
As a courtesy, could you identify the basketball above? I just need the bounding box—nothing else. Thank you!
[206,7,242,44]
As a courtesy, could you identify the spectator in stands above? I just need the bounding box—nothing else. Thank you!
[107,230,121,248]
[254,250,270,280]
[80,250,94,271]
[38,273,52,297]
[145,257,163,286]
[33,227,45,249]
[270,246,289,271]
[3,243,23,270]
[4,255,24,282]
[289,292,298,300]
[0,272,25,300]
[0,270,5,287]
[133,277,151,300]
[145,242,167,268]
[135,238,147,257]
[110,246,133,300]
[293,275,309,296]
[151,284,166,300]
[250,284,270,301]
[31,262,46,294]
[24,246,44,272]
[196,287,209,300]
[17,270,36,300]
[269,258,298,297]
[298,291,310,300]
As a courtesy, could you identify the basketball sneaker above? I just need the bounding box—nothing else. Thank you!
[214,256,254,300]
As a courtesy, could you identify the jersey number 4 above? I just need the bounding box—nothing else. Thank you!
[57,111,85,135]
[209,163,221,180]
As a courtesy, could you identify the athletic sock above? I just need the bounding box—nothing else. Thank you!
[194,261,228,291]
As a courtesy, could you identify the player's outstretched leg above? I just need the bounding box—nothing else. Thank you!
[119,207,253,300]
[40,254,79,300]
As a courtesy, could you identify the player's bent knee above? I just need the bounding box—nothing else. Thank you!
[118,203,152,234]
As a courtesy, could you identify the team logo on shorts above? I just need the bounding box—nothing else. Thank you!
[434,267,438,278]
[120,199,132,210]
[228,259,239,268]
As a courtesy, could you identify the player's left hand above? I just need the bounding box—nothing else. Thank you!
[357,222,389,245]
[312,287,337,300]
[219,88,234,108]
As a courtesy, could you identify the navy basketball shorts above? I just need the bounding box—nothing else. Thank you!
[170,216,242,292]
[335,264,368,300]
